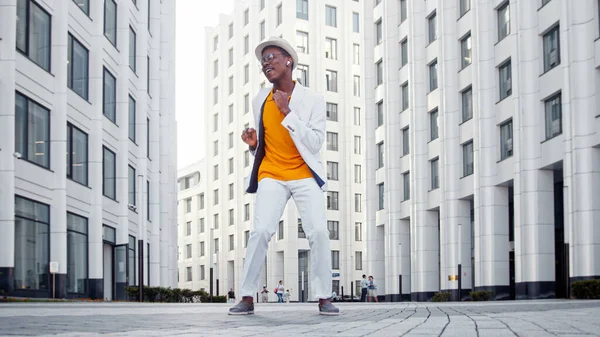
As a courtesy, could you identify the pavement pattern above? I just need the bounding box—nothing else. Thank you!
[1,300,599,336]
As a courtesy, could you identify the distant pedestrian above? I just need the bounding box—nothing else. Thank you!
[227,288,235,303]
[360,274,369,302]
[283,289,291,303]
[276,280,285,303]
[368,276,378,302]
[260,285,269,303]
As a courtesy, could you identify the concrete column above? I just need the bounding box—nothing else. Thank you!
[0,0,17,295]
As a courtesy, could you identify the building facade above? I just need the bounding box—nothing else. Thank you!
[177,0,366,301]
[363,0,600,302]
[0,0,178,300]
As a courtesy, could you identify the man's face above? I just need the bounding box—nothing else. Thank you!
[261,47,290,83]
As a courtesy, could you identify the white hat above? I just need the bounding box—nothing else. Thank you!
[255,36,299,70]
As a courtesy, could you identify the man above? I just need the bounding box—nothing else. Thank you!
[227,288,235,303]
[360,274,369,302]
[229,36,339,316]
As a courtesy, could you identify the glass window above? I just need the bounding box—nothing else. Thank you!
[244,203,250,221]
[328,221,339,240]
[326,103,338,121]
[229,235,234,250]
[14,196,50,291]
[296,31,309,53]
[277,4,283,26]
[228,23,233,38]
[244,94,250,114]
[542,0,551,5]
[298,219,306,238]
[16,0,51,71]
[331,251,340,269]
[214,238,219,252]
[543,25,560,72]
[375,20,383,44]
[228,104,234,123]
[499,61,512,100]
[354,107,361,126]
[146,118,151,159]
[498,2,510,41]
[228,132,234,149]
[327,132,338,151]
[244,150,250,167]
[200,241,205,256]
[146,180,150,221]
[200,265,205,280]
[147,56,151,95]
[403,127,409,155]
[355,251,363,270]
[128,95,136,141]
[129,27,137,72]
[244,8,249,26]
[431,158,439,190]
[128,235,136,286]
[355,222,362,241]
[355,194,362,212]
[73,0,90,15]
[214,189,219,205]
[354,165,362,183]
[186,198,192,213]
[463,141,474,176]
[353,75,360,96]
[327,191,339,210]
[297,64,309,87]
[460,0,471,16]
[278,221,284,240]
[297,0,308,20]
[185,222,192,236]
[128,165,136,206]
[229,209,234,226]
[462,87,473,121]
[428,12,437,43]
[214,164,219,181]
[500,120,513,160]
[400,0,407,22]
[104,0,117,45]
[401,39,408,67]
[244,35,249,55]
[402,82,409,111]
[430,109,439,140]
[103,225,116,243]
[326,70,338,92]
[103,146,116,199]
[213,140,219,156]
[377,142,384,169]
[185,266,192,281]
[199,218,205,233]
[354,136,361,154]
[103,67,116,123]
[15,92,50,168]
[376,61,383,86]
[325,5,337,27]
[228,48,234,67]
[378,183,384,210]
[461,33,472,68]
[229,183,234,200]
[68,34,89,100]
[325,37,337,59]
[429,60,438,91]
[67,123,88,185]
[260,20,265,40]
[353,12,360,33]
[353,44,360,65]
[545,94,562,139]
[376,101,383,126]
[327,161,339,181]
[403,172,410,200]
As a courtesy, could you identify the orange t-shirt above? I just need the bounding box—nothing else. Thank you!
[258,91,313,182]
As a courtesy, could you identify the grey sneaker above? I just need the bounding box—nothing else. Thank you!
[318,302,340,316]
[228,300,254,315]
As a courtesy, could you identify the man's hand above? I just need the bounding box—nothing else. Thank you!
[273,90,291,115]
[241,127,257,148]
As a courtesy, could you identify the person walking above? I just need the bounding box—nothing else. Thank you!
[228,36,339,316]
[360,274,369,302]
[276,281,285,303]
[368,276,379,303]
[260,285,269,303]
[227,288,235,303]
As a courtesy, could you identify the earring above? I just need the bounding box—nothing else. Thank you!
[287,61,291,66]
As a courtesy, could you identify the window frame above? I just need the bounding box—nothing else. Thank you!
[103,67,117,123]
[67,33,90,100]
[16,0,52,72]
[102,146,117,200]
[67,122,89,186]
[15,92,51,169]
[544,93,562,139]
[104,0,118,46]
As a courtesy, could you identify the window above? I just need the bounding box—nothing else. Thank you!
[327,132,338,151]
[325,38,337,59]
[543,25,560,72]
[498,2,510,41]
[213,140,219,156]
[327,161,339,181]
[214,238,219,253]
[354,107,361,126]
[460,0,471,16]
[332,280,340,296]
[146,118,151,159]
[66,212,88,294]
[297,64,309,87]
[212,60,219,79]
[214,214,220,230]
[354,165,362,183]
[377,142,384,169]
[327,191,339,210]
[244,35,249,55]
[213,86,219,104]
[228,23,233,39]
[73,0,90,15]
[67,34,89,100]
[463,141,474,176]
[244,230,250,248]
[229,183,234,200]
[102,147,116,199]
[542,0,551,5]
[431,158,439,190]
[260,21,265,40]
[378,183,384,210]
[129,27,137,72]
[15,93,50,168]
[244,204,250,221]
[402,127,409,155]
[326,70,338,92]
[104,0,117,45]
[331,251,340,269]
[326,103,338,121]
[244,8,249,26]
[403,172,410,200]
[228,48,234,67]
[213,189,219,205]
[325,5,337,27]
[297,0,308,19]
[375,20,383,44]
[376,61,383,86]
[461,33,472,68]
[200,241,205,257]
[199,218,205,234]
[213,164,219,181]
[228,105,234,123]
[353,44,360,65]
[376,101,384,126]
[128,235,136,286]
[146,181,150,221]
[355,251,363,270]
[462,87,473,121]
[278,221,284,240]
[429,60,438,92]
[14,196,49,291]
[229,234,234,251]
[103,68,116,123]
[16,0,51,71]
[353,75,360,96]
[128,96,136,141]
[186,266,192,281]
[355,194,362,212]
[328,221,339,240]
[198,193,205,210]
[186,221,192,236]
[400,0,407,22]
[402,82,409,111]
[147,0,151,32]
[244,94,250,114]
[353,12,360,33]
[430,109,439,140]
[298,219,306,238]
[186,198,192,213]
[277,3,283,26]
[401,39,408,67]
[355,222,362,241]
[354,136,361,154]
[213,35,219,51]
[428,12,437,43]
[500,120,513,159]
[228,132,234,149]
[545,94,562,139]
[296,31,309,53]
[200,265,205,280]
[147,56,151,95]
[229,158,234,174]
[128,165,135,206]
[244,150,250,167]
[499,61,512,100]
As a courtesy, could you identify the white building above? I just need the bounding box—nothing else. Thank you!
[363,0,600,301]
[0,0,178,300]
[177,0,366,301]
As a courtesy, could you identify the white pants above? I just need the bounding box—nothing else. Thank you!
[239,178,332,299]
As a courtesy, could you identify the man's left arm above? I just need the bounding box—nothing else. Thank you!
[280,95,326,154]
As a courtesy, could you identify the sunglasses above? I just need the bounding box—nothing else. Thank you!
[260,53,285,66]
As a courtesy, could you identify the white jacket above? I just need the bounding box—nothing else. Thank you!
[244,83,327,193]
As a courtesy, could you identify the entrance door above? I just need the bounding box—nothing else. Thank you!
[103,243,114,301]
[115,244,128,301]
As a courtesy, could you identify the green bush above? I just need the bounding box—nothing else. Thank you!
[125,286,213,303]
[431,292,451,302]
[572,280,600,299]
[470,291,493,301]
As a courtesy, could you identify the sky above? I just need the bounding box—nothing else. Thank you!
[175,0,235,169]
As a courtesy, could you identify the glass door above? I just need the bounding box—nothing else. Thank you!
[115,244,128,301]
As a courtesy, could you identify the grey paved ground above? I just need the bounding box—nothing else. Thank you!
[1,300,599,337]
